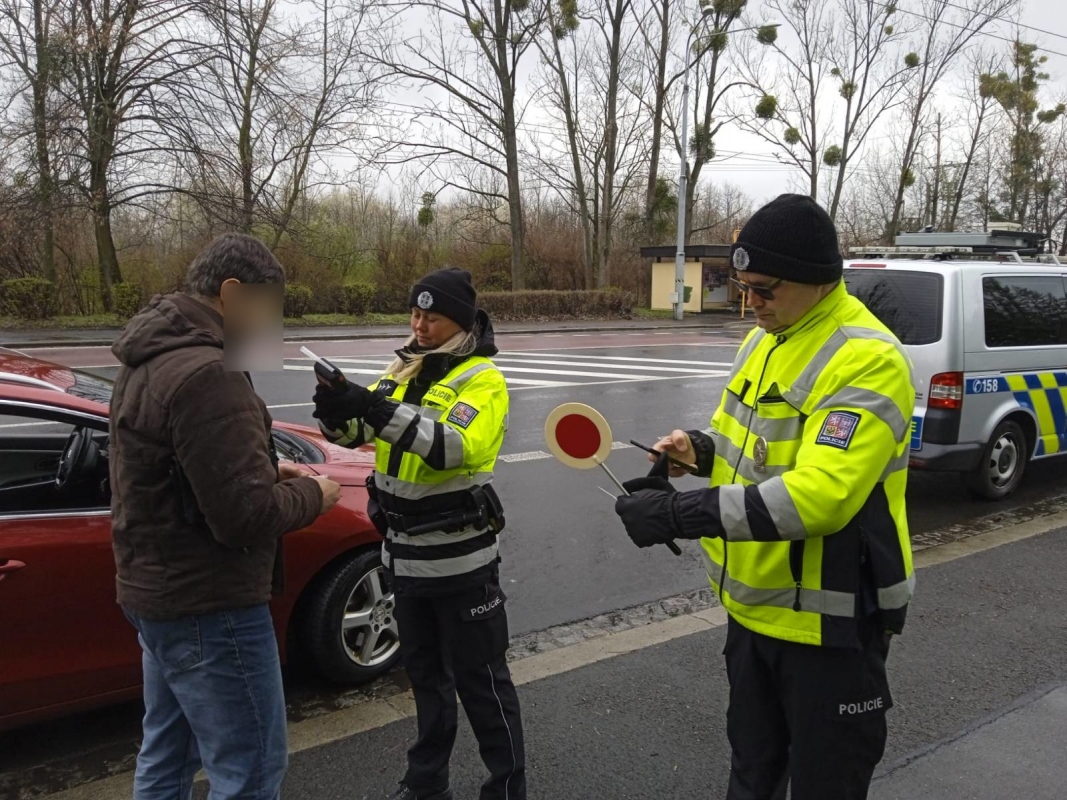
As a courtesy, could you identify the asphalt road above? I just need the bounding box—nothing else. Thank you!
[4,327,1067,799]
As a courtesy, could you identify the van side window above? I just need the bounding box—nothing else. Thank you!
[982,276,1067,347]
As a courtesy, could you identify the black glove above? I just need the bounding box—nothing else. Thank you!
[621,449,676,495]
[614,451,681,549]
[614,489,682,548]
[312,382,376,422]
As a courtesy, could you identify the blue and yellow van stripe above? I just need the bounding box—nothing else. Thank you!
[1003,373,1067,456]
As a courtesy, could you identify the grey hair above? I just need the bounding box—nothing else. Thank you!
[185,233,285,297]
[387,327,479,383]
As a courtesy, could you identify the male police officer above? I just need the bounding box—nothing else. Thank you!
[615,194,916,800]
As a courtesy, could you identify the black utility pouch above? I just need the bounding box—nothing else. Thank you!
[365,474,389,536]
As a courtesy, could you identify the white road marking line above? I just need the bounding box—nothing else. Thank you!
[492,356,734,371]
[499,441,633,462]
[492,357,725,375]
[0,420,55,428]
[508,372,726,392]
[494,366,664,380]
[284,365,384,376]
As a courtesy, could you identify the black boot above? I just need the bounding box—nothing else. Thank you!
[388,784,453,800]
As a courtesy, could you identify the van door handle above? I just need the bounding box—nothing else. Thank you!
[0,559,27,575]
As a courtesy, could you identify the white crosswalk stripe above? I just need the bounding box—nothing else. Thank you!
[282,350,730,390]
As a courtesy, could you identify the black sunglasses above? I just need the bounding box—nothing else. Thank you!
[731,276,783,301]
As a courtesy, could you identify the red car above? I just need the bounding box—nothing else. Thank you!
[0,349,399,731]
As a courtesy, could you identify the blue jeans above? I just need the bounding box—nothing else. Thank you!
[123,605,288,800]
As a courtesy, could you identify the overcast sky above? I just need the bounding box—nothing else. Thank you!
[368,0,1067,215]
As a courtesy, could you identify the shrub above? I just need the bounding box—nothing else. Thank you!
[479,289,633,321]
[0,277,59,319]
[284,283,313,318]
[314,284,346,315]
[372,283,411,315]
[343,282,377,315]
[112,282,145,319]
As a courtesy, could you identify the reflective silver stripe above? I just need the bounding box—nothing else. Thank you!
[320,418,370,448]
[406,413,466,469]
[840,326,909,379]
[700,550,856,617]
[712,430,790,481]
[816,386,908,442]
[878,573,915,609]
[881,450,910,481]
[444,362,494,392]
[720,394,803,448]
[392,542,500,578]
[718,484,753,541]
[375,470,493,500]
[783,328,850,409]
[408,414,438,459]
[784,326,911,411]
[757,477,807,539]
[728,329,767,379]
[388,524,488,547]
[381,402,418,443]
[421,406,445,421]
[442,427,465,469]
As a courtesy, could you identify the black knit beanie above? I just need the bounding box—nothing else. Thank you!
[730,194,842,285]
[408,267,478,331]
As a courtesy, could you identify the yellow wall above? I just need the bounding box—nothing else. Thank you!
[651,261,703,312]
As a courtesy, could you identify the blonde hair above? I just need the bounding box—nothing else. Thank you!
[386,327,479,383]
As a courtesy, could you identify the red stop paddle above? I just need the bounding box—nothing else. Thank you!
[545,403,682,556]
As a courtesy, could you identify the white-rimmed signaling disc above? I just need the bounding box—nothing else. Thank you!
[544,402,613,469]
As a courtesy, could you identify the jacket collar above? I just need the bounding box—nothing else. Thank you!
[775,280,847,342]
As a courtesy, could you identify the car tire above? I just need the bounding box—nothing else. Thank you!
[301,549,402,685]
[963,419,1029,501]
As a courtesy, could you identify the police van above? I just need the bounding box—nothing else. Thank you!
[843,230,1067,500]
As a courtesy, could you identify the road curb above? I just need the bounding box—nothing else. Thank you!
[1,320,737,350]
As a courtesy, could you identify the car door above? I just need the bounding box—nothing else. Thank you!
[0,403,141,724]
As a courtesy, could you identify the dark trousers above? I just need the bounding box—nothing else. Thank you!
[724,616,892,800]
[395,579,526,800]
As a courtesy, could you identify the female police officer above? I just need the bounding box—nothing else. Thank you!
[311,267,524,800]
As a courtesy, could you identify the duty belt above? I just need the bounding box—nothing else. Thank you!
[385,485,506,536]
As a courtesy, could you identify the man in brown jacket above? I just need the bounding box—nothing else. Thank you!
[109,233,340,800]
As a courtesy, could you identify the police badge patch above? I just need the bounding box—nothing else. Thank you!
[446,402,479,428]
[732,247,750,271]
[815,411,861,450]
[417,291,434,309]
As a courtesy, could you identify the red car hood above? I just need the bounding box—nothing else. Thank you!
[273,421,375,487]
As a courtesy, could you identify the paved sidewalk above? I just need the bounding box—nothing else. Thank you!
[0,314,742,349]
[274,524,1067,800]
[870,681,1067,799]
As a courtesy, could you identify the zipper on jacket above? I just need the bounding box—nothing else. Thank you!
[789,540,804,612]
[720,333,785,604]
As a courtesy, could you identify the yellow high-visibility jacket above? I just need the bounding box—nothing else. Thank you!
[679,281,917,647]
[321,319,508,593]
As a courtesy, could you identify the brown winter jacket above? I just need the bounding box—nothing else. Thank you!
[109,292,322,619]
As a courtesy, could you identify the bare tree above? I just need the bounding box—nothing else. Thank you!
[884,0,1020,242]
[54,0,206,309]
[665,0,757,243]
[633,0,670,245]
[373,0,547,290]
[823,0,912,221]
[0,0,63,281]
[943,48,1000,230]
[535,0,594,287]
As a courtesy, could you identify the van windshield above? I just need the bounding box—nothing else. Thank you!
[843,269,943,345]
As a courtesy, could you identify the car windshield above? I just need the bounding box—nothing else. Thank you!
[67,369,114,404]
[844,268,944,345]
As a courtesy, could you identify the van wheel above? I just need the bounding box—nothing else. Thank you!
[301,550,402,684]
[964,420,1028,501]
